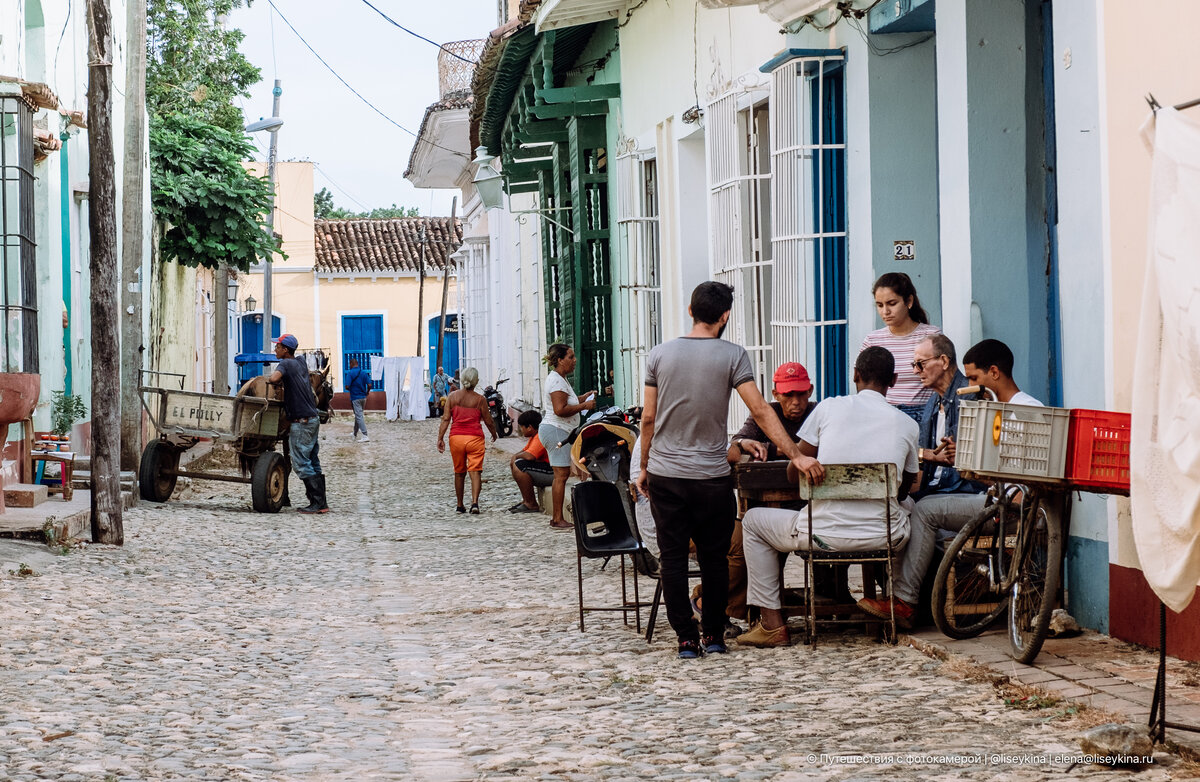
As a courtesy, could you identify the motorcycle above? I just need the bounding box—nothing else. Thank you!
[564,406,658,576]
[482,377,513,437]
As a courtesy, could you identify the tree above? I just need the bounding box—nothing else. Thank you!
[314,187,336,219]
[150,113,282,271]
[147,0,260,133]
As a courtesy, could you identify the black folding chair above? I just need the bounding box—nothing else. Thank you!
[571,481,648,633]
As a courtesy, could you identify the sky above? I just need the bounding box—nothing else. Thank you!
[230,0,498,217]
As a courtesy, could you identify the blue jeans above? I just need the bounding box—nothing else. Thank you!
[897,403,925,426]
[351,398,368,436]
[289,419,322,479]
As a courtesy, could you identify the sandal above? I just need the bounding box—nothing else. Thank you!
[549,519,572,531]
[456,505,467,514]
[469,503,480,515]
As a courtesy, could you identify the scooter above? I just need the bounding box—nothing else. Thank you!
[565,406,658,576]
[482,377,513,437]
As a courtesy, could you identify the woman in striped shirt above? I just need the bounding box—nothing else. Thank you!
[861,272,940,425]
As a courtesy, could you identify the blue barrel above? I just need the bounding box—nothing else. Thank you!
[234,352,276,385]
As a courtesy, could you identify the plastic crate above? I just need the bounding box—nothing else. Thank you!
[955,400,1071,483]
[1066,409,1131,493]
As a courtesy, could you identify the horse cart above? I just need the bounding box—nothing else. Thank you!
[137,371,291,512]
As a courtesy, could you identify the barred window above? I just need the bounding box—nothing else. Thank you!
[0,91,38,373]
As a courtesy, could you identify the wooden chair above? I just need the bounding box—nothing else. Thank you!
[795,463,900,646]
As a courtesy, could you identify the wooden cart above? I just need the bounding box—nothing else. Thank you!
[138,371,289,512]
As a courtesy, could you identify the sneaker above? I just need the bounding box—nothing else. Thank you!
[856,596,915,630]
[677,639,703,659]
[723,619,745,640]
[736,622,790,648]
[359,434,370,442]
[702,635,728,655]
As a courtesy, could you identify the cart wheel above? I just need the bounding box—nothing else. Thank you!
[139,440,179,503]
[251,451,287,513]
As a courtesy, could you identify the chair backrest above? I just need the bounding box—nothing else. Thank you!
[796,462,896,501]
[570,481,642,558]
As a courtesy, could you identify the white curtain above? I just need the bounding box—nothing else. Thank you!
[377,357,428,421]
[1131,108,1200,612]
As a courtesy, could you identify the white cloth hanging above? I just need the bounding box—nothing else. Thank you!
[379,357,428,421]
[370,355,385,382]
[1131,108,1200,613]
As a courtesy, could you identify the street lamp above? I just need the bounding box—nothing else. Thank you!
[471,146,573,232]
[244,293,257,313]
[244,79,284,354]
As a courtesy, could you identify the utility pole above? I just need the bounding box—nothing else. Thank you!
[213,267,230,394]
[262,81,282,354]
[435,197,457,372]
[87,0,124,544]
[119,0,146,471]
[415,220,427,356]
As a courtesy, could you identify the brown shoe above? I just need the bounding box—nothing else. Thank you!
[856,597,915,630]
[736,622,790,648]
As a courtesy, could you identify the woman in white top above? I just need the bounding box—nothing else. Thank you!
[539,343,596,530]
[861,272,941,426]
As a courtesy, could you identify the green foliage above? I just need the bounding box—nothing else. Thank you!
[150,113,283,272]
[314,188,420,220]
[50,390,87,436]
[147,0,261,134]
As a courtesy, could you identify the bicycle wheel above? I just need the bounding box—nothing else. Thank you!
[1008,493,1064,663]
[932,503,1009,639]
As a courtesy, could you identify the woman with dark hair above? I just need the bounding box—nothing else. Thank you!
[861,272,941,424]
[437,367,498,514]
[539,344,596,530]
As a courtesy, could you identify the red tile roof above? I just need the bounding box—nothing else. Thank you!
[314,217,463,275]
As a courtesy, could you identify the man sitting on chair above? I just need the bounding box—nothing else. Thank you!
[736,347,919,648]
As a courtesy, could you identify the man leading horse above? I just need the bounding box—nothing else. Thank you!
[268,334,329,514]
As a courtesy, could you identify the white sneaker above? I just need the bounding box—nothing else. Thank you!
[359,434,370,442]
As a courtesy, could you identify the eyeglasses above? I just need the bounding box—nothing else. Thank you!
[911,355,945,372]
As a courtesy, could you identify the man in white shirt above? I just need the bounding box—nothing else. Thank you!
[737,347,919,647]
[961,339,1044,407]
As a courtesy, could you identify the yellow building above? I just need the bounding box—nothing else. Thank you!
[238,162,460,402]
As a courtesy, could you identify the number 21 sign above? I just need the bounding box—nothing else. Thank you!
[893,240,915,261]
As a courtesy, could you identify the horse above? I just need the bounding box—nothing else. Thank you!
[236,365,334,505]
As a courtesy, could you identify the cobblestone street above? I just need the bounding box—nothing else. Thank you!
[0,418,1188,780]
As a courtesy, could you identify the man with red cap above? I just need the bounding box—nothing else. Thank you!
[689,362,819,637]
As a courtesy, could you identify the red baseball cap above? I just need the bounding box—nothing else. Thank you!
[773,362,812,393]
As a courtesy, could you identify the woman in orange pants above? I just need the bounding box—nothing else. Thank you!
[436,367,498,513]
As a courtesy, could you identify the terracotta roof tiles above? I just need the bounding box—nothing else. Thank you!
[314,217,463,275]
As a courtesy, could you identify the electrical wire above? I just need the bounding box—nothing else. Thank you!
[356,0,474,63]
[51,1,73,102]
[314,163,371,212]
[845,14,934,57]
[269,2,279,78]
[264,0,469,160]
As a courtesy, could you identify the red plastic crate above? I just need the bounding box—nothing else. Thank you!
[1067,409,1131,493]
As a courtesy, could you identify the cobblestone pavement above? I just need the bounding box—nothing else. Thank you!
[0,418,1190,780]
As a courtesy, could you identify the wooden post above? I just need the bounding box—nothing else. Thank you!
[435,197,457,372]
[119,0,146,469]
[415,221,427,356]
[87,0,124,544]
[213,266,230,395]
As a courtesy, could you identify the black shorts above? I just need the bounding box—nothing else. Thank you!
[515,459,555,487]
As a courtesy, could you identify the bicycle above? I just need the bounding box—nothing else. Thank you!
[929,387,1071,664]
[931,480,1067,663]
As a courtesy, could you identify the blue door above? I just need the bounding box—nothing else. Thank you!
[240,313,281,353]
[428,313,459,384]
[342,314,384,391]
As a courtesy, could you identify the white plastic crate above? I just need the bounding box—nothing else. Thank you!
[955,400,1071,483]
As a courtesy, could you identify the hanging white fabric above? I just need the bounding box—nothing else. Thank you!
[378,357,427,421]
[1131,107,1200,612]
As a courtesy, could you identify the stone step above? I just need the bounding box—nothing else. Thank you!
[4,483,48,508]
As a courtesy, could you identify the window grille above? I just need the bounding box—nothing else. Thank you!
[0,93,38,373]
[615,151,663,405]
[707,87,772,432]
[769,53,848,400]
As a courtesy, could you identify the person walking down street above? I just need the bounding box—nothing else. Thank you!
[267,334,328,514]
[861,272,941,426]
[431,366,451,413]
[345,358,372,442]
[633,282,821,660]
[437,367,498,514]
[538,344,596,531]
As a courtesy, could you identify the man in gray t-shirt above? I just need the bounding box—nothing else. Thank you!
[633,282,823,659]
